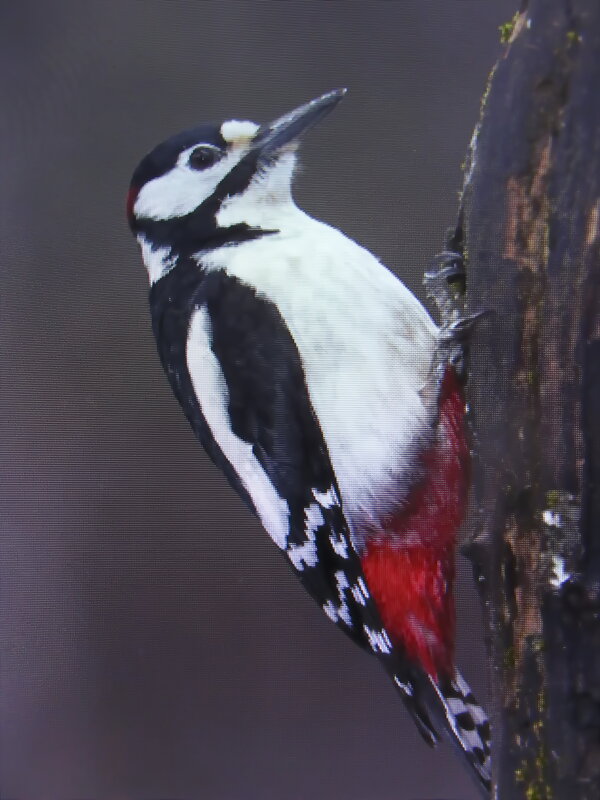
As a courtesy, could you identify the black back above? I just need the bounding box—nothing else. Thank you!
[148,256,439,745]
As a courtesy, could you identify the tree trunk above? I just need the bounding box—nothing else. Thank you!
[453,1,600,797]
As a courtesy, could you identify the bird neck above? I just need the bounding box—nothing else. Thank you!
[216,151,298,231]
[137,152,299,284]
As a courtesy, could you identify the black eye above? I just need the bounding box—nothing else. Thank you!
[188,146,221,170]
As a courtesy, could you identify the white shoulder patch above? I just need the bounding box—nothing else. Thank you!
[220,119,259,145]
[186,306,290,549]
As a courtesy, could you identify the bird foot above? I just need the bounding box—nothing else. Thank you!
[424,250,466,324]
[424,250,486,384]
[438,310,488,344]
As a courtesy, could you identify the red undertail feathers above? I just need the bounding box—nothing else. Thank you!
[361,367,469,680]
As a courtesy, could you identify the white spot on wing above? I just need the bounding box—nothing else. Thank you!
[321,571,352,626]
[329,532,349,559]
[287,536,317,571]
[313,486,338,508]
[335,571,352,626]
[287,503,323,570]
[394,676,413,696]
[305,501,325,533]
[350,581,367,606]
[186,306,290,549]
[363,625,392,654]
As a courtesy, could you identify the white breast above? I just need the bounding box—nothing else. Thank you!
[202,209,438,534]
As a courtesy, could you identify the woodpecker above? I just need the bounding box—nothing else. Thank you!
[127,89,491,794]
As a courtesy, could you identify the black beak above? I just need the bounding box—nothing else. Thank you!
[251,88,347,157]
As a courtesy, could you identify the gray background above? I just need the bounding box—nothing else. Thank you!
[1,2,515,798]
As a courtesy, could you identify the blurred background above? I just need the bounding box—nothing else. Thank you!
[1,2,516,798]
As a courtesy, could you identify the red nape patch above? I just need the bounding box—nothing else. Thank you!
[126,186,139,224]
[361,367,469,681]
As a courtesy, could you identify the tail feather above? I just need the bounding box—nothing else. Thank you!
[430,670,492,795]
[391,666,491,795]
[391,672,440,748]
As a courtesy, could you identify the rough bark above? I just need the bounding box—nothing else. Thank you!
[452,1,600,797]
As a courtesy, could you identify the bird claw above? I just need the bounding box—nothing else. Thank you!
[438,310,489,343]
[424,248,489,385]
[424,250,467,321]
[425,250,465,283]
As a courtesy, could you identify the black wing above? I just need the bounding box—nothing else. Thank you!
[149,260,438,743]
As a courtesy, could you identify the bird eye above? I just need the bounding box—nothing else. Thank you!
[188,146,221,170]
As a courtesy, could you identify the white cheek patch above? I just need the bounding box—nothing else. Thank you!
[186,306,290,549]
[134,146,238,221]
[220,119,259,145]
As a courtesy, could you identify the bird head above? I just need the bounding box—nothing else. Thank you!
[127,89,346,267]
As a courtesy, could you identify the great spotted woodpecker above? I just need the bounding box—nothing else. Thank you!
[127,89,491,794]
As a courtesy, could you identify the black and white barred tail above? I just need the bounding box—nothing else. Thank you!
[389,664,491,796]
[430,670,491,795]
